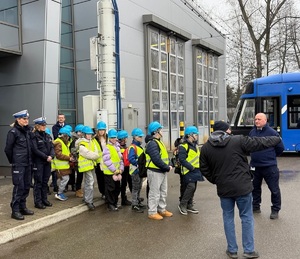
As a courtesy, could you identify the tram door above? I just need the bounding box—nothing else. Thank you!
[257,97,280,129]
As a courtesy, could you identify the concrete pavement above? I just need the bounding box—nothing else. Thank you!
[0,176,106,245]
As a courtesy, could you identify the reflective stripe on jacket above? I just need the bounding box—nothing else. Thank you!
[129,145,143,175]
[78,141,96,173]
[180,143,200,175]
[146,139,169,170]
[53,138,70,170]
[102,144,121,175]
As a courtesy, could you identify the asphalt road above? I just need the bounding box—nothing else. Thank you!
[0,155,299,259]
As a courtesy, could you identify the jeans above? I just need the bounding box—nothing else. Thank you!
[220,193,255,253]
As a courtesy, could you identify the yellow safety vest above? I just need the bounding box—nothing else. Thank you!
[93,138,103,164]
[52,138,70,170]
[102,144,121,175]
[78,141,97,173]
[180,143,200,175]
[129,145,143,175]
[146,139,169,170]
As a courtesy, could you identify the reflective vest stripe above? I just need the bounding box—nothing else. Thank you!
[181,143,200,175]
[53,138,70,170]
[146,139,169,170]
[78,141,96,173]
[102,144,121,175]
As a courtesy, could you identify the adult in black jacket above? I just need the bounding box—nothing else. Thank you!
[52,113,66,140]
[200,121,281,259]
[31,117,55,209]
[4,110,34,220]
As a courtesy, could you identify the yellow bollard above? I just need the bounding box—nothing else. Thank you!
[210,120,214,133]
[180,121,185,138]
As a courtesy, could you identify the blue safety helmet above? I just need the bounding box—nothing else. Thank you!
[74,124,84,133]
[131,128,144,137]
[64,125,73,132]
[82,126,94,135]
[96,121,107,130]
[147,121,163,135]
[59,127,71,137]
[184,126,199,136]
[108,129,118,138]
[45,128,51,135]
[117,130,128,140]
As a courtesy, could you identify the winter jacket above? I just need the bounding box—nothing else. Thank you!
[52,121,64,140]
[75,138,99,161]
[53,137,71,176]
[102,141,124,173]
[5,122,32,166]
[249,124,284,167]
[128,140,142,167]
[31,130,55,164]
[145,138,170,173]
[200,131,281,198]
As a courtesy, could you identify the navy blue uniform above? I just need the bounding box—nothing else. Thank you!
[249,124,284,212]
[31,130,55,206]
[4,123,32,213]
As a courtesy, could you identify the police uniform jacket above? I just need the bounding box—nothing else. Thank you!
[200,131,282,198]
[5,123,32,166]
[31,130,55,164]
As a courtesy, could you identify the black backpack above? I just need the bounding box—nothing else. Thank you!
[137,151,148,178]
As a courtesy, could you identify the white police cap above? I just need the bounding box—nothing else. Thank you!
[13,110,29,118]
[33,117,47,125]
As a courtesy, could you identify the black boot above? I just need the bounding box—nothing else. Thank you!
[11,211,25,220]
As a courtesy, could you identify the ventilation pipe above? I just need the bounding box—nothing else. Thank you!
[97,0,118,129]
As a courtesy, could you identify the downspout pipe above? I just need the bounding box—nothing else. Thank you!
[112,0,121,130]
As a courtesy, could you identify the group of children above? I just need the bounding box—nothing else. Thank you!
[51,121,146,212]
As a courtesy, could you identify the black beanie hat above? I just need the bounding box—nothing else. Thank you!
[213,121,230,132]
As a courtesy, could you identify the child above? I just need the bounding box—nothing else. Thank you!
[76,126,99,210]
[102,129,124,211]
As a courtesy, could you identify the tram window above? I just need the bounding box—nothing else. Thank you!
[287,95,300,129]
[237,99,255,126]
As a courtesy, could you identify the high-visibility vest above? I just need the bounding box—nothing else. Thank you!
[93,138,103,164]
[78,140,97,173]
[102,144,121,175]
[146,139,169,170]
[52,138,70,170]
[180,143,200,175]
[129,144,143,175]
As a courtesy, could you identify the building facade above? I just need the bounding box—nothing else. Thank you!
[0,0,226,172]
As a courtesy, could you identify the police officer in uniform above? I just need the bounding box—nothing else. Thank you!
[31,117,55,209]
[5,110,34,220]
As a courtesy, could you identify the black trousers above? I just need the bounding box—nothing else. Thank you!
[33,163,51,205]
[11,165,31,212]
[95,164,106,196]
[180,181,197,206]
[104,174,121,206]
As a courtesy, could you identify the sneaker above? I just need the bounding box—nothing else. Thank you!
[75,189,83,198]
[243,251,260,258]
[253,208,261,213]
[148,213,163,220]
[187,205,199,214]
[132,205,144,213]
[270,210,279,219]
[226,250,238,259]
[158,210,173,217]
[138,203,147,209]
[178,204,188,215]
[55,193,68,201]
[121,200,132,206]
[87,203,95,211]
[108,204,119,211]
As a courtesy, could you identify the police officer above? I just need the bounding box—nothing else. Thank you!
[5,110,34,220]
[31,117,55,209]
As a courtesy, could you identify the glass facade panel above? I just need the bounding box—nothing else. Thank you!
[152,70,159,90]
[0,0,18,25]
[60,68,75,109]
[62,0,72,23]
[151,49,159,69]
[61,47,74,67]
[61,23,73,48]
[162,112,169,128]
[161,72,168,91]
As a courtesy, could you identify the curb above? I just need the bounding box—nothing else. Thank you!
[0,199,105,245]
